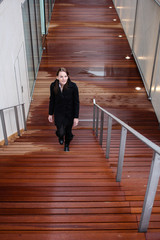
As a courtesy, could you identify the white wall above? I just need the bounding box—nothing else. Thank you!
[133,0,160,93]
[0,0,30,142]
[112,0,137,48]
[151,29,160,122]
[113,0,160,124]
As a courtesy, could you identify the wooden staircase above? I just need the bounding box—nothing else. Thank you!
[1,0,160,239]
[0,128,148,240]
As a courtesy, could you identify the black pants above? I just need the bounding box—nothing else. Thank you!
[56,123,73,144]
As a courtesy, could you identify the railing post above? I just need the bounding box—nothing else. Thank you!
[96,107,99,137]
[0,110,8,145]
[21,104,27,131]
[99,110,104,146]
[139,152,160,232]
[14,106,20,136]
[116,126,127,182]
[93,99,96,133]
[106,116,112,159]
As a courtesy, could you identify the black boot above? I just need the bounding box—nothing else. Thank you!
[59,137,64,145]
[64,143,69,152]
[70,134,74,142]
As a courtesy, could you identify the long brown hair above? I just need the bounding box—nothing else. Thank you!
[54,67,69,95]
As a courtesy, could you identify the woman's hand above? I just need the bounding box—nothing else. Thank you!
[48,115,53,123]
[73,118,79,127]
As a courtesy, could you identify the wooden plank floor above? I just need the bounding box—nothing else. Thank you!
[0,129,146,240]
[0,0,160,239]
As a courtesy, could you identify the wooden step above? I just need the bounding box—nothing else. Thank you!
[1,0,160,239]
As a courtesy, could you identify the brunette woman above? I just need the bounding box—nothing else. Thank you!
[48,68,79,151]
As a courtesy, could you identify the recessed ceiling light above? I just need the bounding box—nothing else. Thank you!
[125,56,130,59]
[135,87,141,91]
[113,19,117,21]
[118,35,123,38]
[109,6,112,9]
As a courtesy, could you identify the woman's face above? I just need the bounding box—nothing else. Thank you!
[57,71,68,87]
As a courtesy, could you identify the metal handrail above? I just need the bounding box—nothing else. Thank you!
[93,99,160,233]
[0,103,27,145]
[154,0,160,7]
[93,99,160,155]
[0,103,24,111]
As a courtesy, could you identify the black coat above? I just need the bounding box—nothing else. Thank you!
[49,78,79,127]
